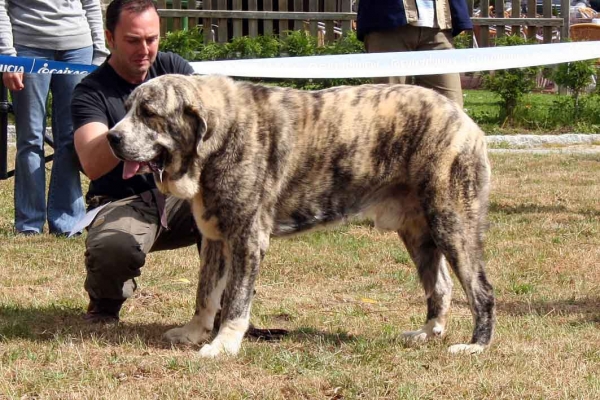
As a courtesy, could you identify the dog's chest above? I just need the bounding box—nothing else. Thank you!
[191,194,223,240]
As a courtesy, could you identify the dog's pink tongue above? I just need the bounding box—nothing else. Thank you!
[122,161,141,180]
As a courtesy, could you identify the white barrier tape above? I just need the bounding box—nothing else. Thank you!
[190,41,600,79]
[1,41,598,80]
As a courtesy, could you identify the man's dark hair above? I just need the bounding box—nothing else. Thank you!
[105,0,158,34]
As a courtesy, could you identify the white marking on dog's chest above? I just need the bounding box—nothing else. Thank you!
[166,174,200,200]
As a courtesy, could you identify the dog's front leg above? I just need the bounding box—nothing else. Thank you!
[164,239,229,345]
[198,233,261,358]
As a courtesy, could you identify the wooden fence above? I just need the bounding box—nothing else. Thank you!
[102,0,574,46]
[155,0,355,44]
[471,0,571,47]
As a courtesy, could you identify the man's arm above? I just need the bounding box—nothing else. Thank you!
[74,122,120,180]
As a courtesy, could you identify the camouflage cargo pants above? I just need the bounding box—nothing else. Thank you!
[84,190,200,300]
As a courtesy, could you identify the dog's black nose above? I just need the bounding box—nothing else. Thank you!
[107,131,122,146]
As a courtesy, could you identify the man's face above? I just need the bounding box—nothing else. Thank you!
[106,8,160,83]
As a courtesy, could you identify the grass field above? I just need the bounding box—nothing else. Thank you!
[464,88,600,135]
[0,149,599,399]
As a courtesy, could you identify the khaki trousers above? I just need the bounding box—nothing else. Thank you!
[84,190,199,300]
[364,25,464,108]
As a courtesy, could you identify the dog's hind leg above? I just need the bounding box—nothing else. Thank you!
[398,216,454,343]
[423,152,495,354]
[427,210,495,354]
[163,239,229,346]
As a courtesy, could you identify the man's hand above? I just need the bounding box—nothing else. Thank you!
[2,72,24,91]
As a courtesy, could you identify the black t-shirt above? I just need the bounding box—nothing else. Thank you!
[71,51,195,202]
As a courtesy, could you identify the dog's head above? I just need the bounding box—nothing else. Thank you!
[107,74,213,195]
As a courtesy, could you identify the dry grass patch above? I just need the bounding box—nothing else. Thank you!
[0,152,599,399]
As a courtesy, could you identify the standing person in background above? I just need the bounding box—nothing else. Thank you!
[356,0,472,107]
[0,0,109,236]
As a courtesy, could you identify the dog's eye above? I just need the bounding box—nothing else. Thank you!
[140,106,156,118]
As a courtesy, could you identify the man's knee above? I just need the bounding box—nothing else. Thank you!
[84,231,147,299]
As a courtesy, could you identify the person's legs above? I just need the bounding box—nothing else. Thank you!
[414,29,464,107]
[47,46,93,234]
[363,25,420,84]
[84,192,198,321]
[12,46,53,234]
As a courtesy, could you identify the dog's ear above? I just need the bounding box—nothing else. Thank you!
[185,104,210,154]
[195,115,208,155]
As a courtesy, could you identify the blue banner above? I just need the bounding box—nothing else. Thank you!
[0,54,97,75]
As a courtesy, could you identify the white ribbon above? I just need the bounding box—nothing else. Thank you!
[190,41,600,79]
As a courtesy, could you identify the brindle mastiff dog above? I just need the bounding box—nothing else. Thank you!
[107,74,495,358]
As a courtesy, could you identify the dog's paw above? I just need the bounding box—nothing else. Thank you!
[447,343,485,355]
[402,322,444,342]
[198,338,241,358]
[402,329,430,342]
[163,325,211,345]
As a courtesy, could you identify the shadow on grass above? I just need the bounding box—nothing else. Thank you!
[0,303,359,348]
[490,201,600,217]
[273,326,357,346]
[0,303,176,348]
[496,297,600,324]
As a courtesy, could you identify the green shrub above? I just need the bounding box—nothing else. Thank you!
[280,30,318,56]
[483,35,541,123]
[547,96,576,128]
[578,94,600,127]
[549,59,597,120]
[225,36,262,59]
[197,42,228,61]
[254,35,282,58]
[453,31,472,49]
[160,27,204,61]
[317,30,365,55]
[224,35,281,59]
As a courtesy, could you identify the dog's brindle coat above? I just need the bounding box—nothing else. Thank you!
[107,74,495,357]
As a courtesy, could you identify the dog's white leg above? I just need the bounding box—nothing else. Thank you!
[397,220,454,344]
[163,314,214,345]
[402,318,446,342]
[198,316,249,358]
[447,343,486,354]
[164,239,229,345]
[402,257,453,342]
[198,232,262,358]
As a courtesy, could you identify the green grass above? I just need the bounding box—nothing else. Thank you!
[0,150,599,398]
[463,89,600,134]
